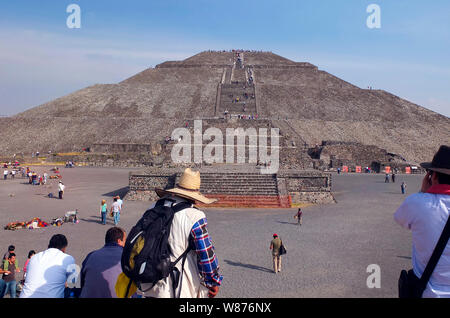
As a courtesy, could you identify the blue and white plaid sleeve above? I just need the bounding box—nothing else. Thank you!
[191,218,223,287]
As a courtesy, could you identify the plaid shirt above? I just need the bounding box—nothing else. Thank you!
[191,218,223,287]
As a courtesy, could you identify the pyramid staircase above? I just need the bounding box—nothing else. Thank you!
[195,171,291,208]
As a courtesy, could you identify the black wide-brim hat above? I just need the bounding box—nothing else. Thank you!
[420,145,450,175]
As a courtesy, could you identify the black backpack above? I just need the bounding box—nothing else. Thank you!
[121,199,194,297]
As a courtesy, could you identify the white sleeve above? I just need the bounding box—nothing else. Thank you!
[394,196,417,230]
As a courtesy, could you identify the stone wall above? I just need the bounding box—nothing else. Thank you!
[125,168,335,206]
[309,141,411,172]
[91,143,163,154]
[278,171,335,205]
[126,172,176,201]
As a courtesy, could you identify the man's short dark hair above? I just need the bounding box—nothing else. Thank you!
[48,234,68,250]
[8,245,15,252]
[8,253,15,259]
[436,171,450,185]
[105,227,125,244]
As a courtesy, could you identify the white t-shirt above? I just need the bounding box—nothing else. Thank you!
[20,248,75,298]
[112,201,120,213]
[394,192,450,298]
[3,170,8,175]
[117,199,123,209]
[58,183,65,192]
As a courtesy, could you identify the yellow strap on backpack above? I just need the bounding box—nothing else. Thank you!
[115,235,145,298]
[115,272,138,298]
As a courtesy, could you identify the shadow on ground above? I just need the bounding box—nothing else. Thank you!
[102,186,129,198]
[224,259,273,273]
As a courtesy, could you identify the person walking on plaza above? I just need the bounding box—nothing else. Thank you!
[110,197,121,226]
[401,181,407,194]
[392,173,396,183]
[2,253,20,298]
[100,200,108,225]
[80,227,126,298]
[20,234,75,298]
[294,208,303,226]
[394,145,450,297]
[3,169,8,180]
[58,181,65,199]
[385,173,390,183]
[270,234,283,273]
[115,196,123,211]
[122,168,223,298]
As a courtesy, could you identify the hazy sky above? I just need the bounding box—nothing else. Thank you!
[0,0,449,117]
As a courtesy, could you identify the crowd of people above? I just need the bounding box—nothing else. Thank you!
[0,229,126,298]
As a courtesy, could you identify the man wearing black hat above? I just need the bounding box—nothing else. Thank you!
[394,145,450,297]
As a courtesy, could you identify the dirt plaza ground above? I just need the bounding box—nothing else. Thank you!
[0,166,421,298]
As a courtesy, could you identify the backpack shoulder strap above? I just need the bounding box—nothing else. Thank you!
[170,234,195,298]
[172,202,192,213]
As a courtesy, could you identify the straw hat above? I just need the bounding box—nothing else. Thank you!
[155,168,217,204]
[420,145,450,175]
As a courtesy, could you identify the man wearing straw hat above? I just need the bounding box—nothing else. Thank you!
[141,168,223,298]
[394,145,450,297]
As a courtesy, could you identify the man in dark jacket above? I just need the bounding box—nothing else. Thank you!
[80,227,126,298]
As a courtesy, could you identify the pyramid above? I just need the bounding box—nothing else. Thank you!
[0,50,448,167]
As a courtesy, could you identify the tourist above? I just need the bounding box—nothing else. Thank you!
[79,227,126,298]
[115,195,123,211]
[11,170,15,179]
[294,208,303,226]
[3,253,20,298]
[3,245,15,261]
[100,199,108,225]
[394,145,450,297]
[3,245,19,271]
[22,250,36,281]
[270,234,282,273]
[392,173,396,183]
[20,234,76,298]
[137,168,223,298]
[401,182,407,194]
[3,169,8,180]
[110,197,121,226]
[58,181,65,199]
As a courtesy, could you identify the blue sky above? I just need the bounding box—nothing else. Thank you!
[0,0,449,116]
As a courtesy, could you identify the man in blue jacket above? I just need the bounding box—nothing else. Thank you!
[80,227,126,298]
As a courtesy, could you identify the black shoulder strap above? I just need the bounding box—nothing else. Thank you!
[420,215,450,288]
[172,202,192,213]
[155,198,192,213]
